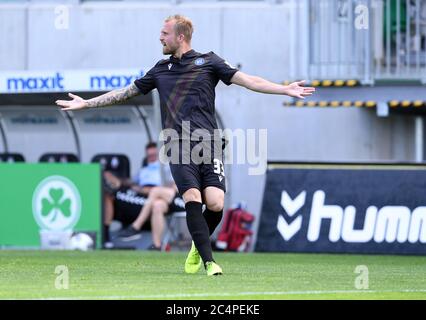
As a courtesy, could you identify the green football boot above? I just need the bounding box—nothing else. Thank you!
[205,261,223,276]
[184,241,202,274]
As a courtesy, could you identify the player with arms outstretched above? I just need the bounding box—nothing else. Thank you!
[56,14,315,276]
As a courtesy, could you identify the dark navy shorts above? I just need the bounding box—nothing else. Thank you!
[167,139,226,196]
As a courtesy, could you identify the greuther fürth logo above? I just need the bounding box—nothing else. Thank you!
[32,176,81,231]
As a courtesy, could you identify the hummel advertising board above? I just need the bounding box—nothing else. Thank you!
[255,163,426,255]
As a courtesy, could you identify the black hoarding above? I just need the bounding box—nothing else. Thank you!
[255,163,426,255]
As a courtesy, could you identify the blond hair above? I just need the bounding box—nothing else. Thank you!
[165,14,194,42]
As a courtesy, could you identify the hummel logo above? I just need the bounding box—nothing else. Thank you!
[277,191,306,241]
[277,215,302,241]
[168,63,172,70]
[281,191,306,217]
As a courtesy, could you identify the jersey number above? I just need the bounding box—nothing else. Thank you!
[213,159,225,176]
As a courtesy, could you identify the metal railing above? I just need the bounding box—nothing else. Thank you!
[308,0,426,83]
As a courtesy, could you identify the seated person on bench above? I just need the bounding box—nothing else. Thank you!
[102,142,184,250]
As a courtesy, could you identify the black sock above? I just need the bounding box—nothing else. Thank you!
[203,208,223,236]
[185,201,214,264]
[103,224,110,243]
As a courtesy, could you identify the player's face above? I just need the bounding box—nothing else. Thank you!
[160,21,180,55]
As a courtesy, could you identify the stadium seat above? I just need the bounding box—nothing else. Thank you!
[39,153,79,163]
[91,153,130,178]
[0,153,25,163]
[161,211,189,251]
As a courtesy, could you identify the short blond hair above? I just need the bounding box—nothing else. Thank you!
[165,14,194,42]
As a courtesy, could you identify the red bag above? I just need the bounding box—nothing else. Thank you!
[216,205,255,252]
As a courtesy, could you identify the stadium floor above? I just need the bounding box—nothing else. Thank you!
[0,251,425,300]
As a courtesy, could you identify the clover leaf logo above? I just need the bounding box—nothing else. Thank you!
[41,188,71,222]
[33,176,81,231]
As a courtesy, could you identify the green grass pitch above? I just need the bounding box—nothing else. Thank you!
[0,250,425,300]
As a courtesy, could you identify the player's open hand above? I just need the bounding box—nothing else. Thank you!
[286,80,316,99]
[56,93,87,111]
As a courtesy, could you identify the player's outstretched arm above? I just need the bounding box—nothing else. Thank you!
[230,71,315,99]
[55,83,141,111]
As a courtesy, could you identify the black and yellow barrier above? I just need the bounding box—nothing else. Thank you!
[284,100,377,108]
[282,80,360,87]
[284,100,426,109]
[388,100,426,108]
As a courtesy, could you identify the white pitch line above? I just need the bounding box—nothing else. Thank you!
[27,288,426,300]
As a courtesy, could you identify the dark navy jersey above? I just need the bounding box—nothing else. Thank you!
[134,50,238,140]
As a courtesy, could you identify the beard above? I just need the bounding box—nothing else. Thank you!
[162,43,178,55]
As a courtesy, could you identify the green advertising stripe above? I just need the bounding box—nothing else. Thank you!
[0,164,101,248]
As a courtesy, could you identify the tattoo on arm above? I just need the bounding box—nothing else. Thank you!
[86,83,141,108]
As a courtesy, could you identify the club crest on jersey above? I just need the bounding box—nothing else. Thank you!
[168,63,173,70]
[194,58,205,66]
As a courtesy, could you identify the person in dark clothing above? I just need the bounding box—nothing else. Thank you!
[56,14,315,276]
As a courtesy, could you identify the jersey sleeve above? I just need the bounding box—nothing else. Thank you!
[210,52,239,86]
[134,63,158,94]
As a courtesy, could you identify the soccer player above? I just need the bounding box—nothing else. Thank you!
[56,14,315,276]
